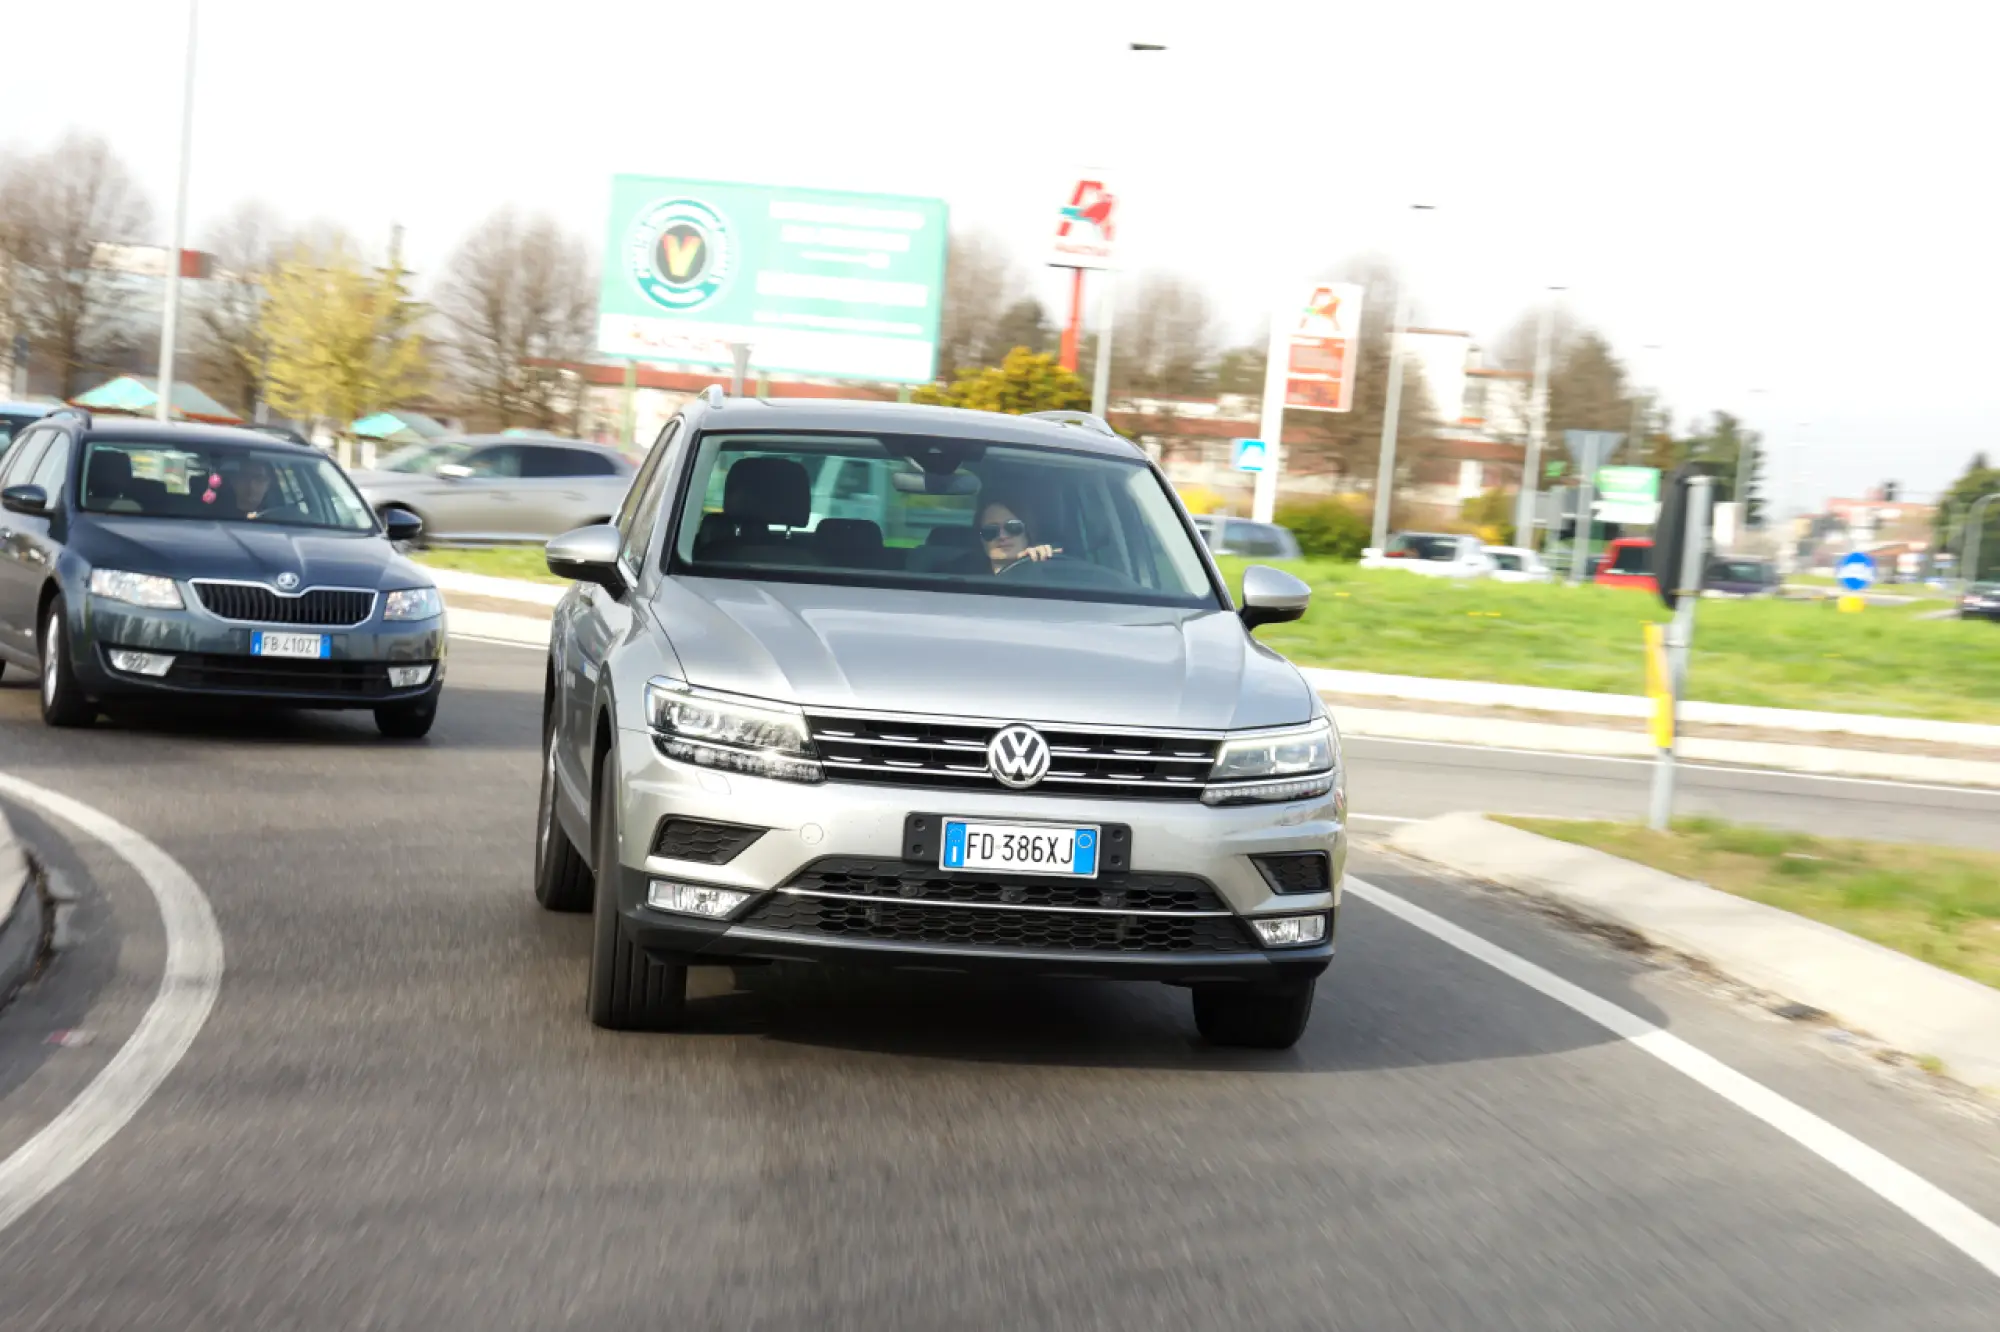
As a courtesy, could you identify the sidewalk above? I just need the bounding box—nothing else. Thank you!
[426,568,2000,788]
[1386,812,2000,1095]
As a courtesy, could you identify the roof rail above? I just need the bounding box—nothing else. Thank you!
[700,384,726,408]
[47,405,92,427]
[1022,410,1117,438]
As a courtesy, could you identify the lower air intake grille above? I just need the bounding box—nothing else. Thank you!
[1253,852,1332,895]
[651,818,764,865]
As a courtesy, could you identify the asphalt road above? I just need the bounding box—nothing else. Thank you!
[2,637,1999,1330]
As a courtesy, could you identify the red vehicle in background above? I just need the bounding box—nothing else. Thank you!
[1593,537,1656,591]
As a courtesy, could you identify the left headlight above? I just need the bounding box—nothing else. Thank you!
[1204,716,1338,806]
[646,677,822,784]
[383,586,443,621]
[88,568,184,610]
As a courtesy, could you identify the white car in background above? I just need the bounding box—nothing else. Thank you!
[1484,546,1553,583]
[1360,532,1494,578]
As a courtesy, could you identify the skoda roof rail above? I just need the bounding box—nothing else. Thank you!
[46,405,92,427]
[700,384,727,408]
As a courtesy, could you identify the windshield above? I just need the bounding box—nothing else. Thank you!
[1490,552,1524,571]
[376,439,473,474]
[1609,542,1652,574]
[667,431,1220,608]
[1710,559,1772,584]
[1386,533,1459,561]
[78,440,377,532]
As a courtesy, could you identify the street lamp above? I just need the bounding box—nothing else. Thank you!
[1369,203,1435,553]
[1089,41,1166,420]
[1512,286,1564,552]
[155,0,199,423]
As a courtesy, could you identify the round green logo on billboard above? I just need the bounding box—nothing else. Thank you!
[627,197,733,311]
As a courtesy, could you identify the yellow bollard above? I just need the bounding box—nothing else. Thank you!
[1837,595,1865,613]
[1643,622,1673,749]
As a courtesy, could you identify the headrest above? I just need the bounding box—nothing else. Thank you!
[814,518,883,549]
[723,457,811,529]
[695,512,736,548]
[86,450,134,493]
[923,524,980,548]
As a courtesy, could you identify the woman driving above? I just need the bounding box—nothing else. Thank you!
[977,496,1060,573]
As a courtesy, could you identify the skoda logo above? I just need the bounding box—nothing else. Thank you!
[987,724,1051,790]
[627,196,734,312]
[274,573,300,591]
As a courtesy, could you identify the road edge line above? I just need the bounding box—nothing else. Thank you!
[0,773,224,1236]
[1345,875,2000,1283]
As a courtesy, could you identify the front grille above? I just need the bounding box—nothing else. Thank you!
[164,653,397,698]
[740,858,1249,955]
[652,817,764,865]
[805,711,1218,800]
[1254,852,1331,895]
[193,581,375,627]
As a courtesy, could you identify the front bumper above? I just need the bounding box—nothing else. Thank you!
[75,598,446,707]
[1961,603,2000,621]
[606,731,1344,986]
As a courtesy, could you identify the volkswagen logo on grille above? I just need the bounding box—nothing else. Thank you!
[986,724,1051,789]
[274,573,300,591]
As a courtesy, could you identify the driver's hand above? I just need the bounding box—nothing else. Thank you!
[1022,544,1060,562]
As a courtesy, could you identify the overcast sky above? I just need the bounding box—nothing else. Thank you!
[10,0,1996,508]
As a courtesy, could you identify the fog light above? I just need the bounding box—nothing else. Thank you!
[108,649,175,677]
[646,879,753,918]
[388,664,434,688]
[1250,913,1328,948]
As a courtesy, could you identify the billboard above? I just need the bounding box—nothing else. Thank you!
[1594,465,1661,524]
[1048,173,1117,269]
[1266,283,1364,412]
[596,175,949,384]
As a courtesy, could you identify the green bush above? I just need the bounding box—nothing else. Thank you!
[1274,498,1371,560]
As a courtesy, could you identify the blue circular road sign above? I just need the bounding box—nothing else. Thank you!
[1837,551,1877,592]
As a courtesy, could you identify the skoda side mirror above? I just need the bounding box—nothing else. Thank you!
[546,523,625,596]
[1,484,49,516]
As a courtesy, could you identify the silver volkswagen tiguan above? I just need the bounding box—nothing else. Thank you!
[534,392,1345,1048]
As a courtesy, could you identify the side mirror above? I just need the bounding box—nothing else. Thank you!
[436,463,473,481]
[381,508,423,543]
[1,484,49,516]
[546,522,625,594]
[1240,563,1311,631]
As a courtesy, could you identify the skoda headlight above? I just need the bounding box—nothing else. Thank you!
[383,586,443,621]
[646,678,821,784]
[88,568,184,610]
[1204,716,1338,806]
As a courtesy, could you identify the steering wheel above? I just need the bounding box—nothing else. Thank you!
[996,553,1077,577]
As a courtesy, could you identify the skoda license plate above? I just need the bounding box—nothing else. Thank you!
[942,820,1099,878]
[253,631,328,659]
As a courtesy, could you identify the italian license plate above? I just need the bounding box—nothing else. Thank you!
[941,820,1099,878]
[252,631,328,659]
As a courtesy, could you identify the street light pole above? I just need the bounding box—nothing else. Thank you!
[1370,204,1432,553]
[1513,288,1561,551]
[155,0,199,423]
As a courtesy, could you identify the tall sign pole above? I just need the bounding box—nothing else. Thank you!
[1257,282,1365,523]
[155,0,199,423]
[1514,294,1558,550]
[1369,275,1415,552]
[1048,173,1117,378]
[1649,473,1714,831]
[1090,272,1116,417]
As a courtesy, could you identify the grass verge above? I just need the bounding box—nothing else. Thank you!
[1214,558,2000,724]
[415,546,567,585]
[1496,816,2000,990]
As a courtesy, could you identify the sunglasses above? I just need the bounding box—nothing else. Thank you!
[978,519,1027,542]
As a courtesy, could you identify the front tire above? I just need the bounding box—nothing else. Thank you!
[1192,980,1317,1050]
[374,686,439,739]
[586,750,687,1030]
[533,720,592,912]
[39,598,94,728]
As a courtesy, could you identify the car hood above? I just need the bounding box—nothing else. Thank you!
[74,516,428,591]
[652,577,1316,731]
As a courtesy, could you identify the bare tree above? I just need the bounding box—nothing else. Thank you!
[936,229,1015,382]
[1114,271,1217,397]
[191,199,288,416]
[433,207,596,433]
[0,133,154,396]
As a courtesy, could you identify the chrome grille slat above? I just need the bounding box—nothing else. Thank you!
[192,580,376,628]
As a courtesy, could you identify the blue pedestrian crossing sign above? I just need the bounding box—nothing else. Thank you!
[1232,438,1269,473]
[1837,551,1877,592]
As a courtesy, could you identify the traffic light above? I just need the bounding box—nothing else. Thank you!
[1652,463,1719,612]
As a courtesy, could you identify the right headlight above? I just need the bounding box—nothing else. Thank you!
[645,677,822,784]
[88,568,185,610]
[1203,716,1338,806]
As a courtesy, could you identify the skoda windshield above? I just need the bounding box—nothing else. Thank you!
[667,432,1222,609]
[78,440,378,532]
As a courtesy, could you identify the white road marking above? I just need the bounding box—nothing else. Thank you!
[1351,735,2000,798]
[450,632,544,651]
[1349,814,1418,824]
[0,774,223,1236]
[1346,875,2000,1283]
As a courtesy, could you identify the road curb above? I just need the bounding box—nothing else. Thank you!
[1386,811,2000,1094]
[0,807,48,1012]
